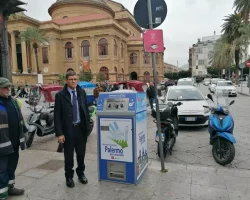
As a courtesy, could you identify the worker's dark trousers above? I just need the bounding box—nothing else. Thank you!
[0,151,19,198]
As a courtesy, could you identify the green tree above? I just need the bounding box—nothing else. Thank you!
[210,38,236,78]
[221,13,244,83]
[20,27,48,74]
[96,72,106,82]
[79,69,94,82]
[207,67,220,77]
[233,0,250,23]
[58,74,66,86]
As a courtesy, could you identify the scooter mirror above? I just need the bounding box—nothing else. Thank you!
[229,100,235,106]
[207,94,213,102]
[177,102,182,106]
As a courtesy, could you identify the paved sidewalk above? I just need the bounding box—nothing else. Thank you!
[237,84,250,96]
[8,149,250,200]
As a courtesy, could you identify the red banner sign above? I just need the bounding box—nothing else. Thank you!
[143,29,164,53]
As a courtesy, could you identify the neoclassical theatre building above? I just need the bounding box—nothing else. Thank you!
[7,0,164,84]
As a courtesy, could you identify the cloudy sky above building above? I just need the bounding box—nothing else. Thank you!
[22,0,235,67]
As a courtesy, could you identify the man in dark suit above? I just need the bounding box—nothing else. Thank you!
[54,70,90,188]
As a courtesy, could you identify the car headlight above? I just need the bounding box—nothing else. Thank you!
[204,107,210,114]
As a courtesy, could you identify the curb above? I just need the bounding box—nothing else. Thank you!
[238,91,250,97]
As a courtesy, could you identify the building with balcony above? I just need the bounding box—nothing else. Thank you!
[190,34,220,77]
[7,0,164,84]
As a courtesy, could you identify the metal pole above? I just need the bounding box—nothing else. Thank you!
[147,0,165,171]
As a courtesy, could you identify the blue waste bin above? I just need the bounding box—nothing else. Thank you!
[96,90,148,185]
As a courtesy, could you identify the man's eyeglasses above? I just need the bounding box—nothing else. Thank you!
[67,78,78,81]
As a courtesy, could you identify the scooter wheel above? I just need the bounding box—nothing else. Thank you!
[157,142,167,158]
[212,138,235,166]
[26,132,35,148]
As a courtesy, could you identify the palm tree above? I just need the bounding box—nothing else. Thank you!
[233,0,250,23]
[238,24,250,62]
[211,38,236,78]
[20,27,48,74]
[221,13,244,83]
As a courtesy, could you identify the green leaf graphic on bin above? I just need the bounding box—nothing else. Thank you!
[109,122,129,149]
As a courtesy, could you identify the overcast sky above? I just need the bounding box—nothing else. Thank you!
[21,0,235,67]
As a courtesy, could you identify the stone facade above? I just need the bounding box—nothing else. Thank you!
[7,0,164,85]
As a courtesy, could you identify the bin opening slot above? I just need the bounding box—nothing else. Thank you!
[108,162,126,181]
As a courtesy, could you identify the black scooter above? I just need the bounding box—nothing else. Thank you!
[152,102,182,158]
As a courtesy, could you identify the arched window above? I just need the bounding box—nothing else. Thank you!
[114,39,117,56]
[121,43,124,58]
[130,53,137,64]
[81,40,90,57]
[130,72,138,80]
[65,42,73,59]
[100,66,109,80]
[98,38,108,56]
[143,71,150,82]
[143,53,150,64]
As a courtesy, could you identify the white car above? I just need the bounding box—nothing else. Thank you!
[177,78,194,86]
[165,86,210,126]
[215,81,237,97]
[209,78,225,93]
[203,78,211,86]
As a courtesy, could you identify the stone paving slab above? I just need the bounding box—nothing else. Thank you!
[7,149,250,200]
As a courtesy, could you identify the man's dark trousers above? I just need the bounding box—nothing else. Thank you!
[63,124,87,179]
[0,150,19,190]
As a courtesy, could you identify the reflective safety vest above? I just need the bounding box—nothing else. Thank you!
[0,97,27,155]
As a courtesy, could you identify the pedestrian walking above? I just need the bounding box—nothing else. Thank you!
[54,70,91,188]
[0,77,27,200]
[93,83,103,104]
[146,82,156,110]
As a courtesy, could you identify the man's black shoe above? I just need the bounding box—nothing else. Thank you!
[78,174,88,184]
[66,178,75,188]
[8,186,24,196]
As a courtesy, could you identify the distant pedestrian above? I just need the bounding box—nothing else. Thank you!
[0,77,27,200]
[146,82,156,110]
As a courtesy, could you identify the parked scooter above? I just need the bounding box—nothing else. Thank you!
[57,105,96,152]
[152,102,182,158]
[26,105,55,148]
[204,94,236,165]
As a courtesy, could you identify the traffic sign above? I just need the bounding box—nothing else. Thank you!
[134,0,167,29]
[239,63,245,69]
[143,29,164,52]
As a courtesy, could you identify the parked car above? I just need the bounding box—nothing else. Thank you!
[177,78,194,86]
[165,86,210,126]
[215,81,237,97]
[203,78,211,86]
[209,78,220,93]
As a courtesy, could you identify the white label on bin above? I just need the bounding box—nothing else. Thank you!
[100,118,133,162]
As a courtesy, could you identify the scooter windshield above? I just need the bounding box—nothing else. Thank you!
[214,89,230,114]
